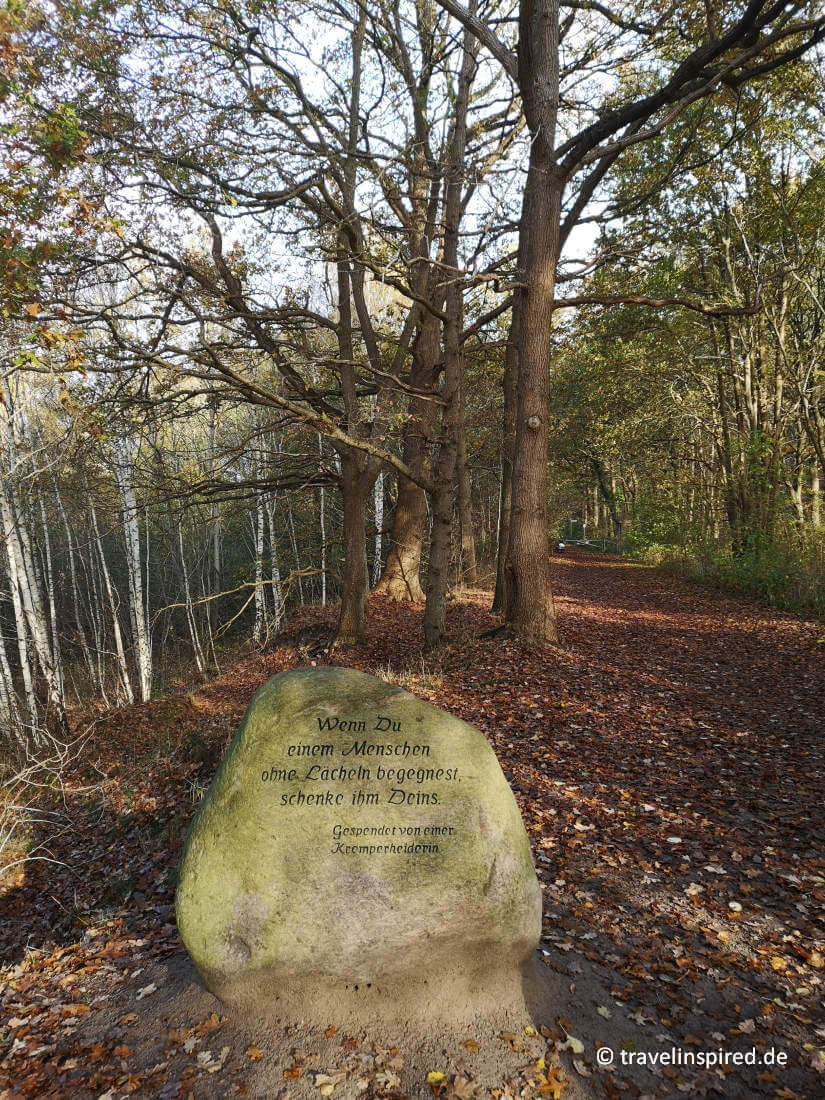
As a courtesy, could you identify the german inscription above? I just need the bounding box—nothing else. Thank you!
[176,666,542,1002]
[260,713,461,855]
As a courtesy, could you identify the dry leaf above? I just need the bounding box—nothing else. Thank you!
[539,1065,568,1098]
[559,1034,584,1055]
[426,1070,447,1094]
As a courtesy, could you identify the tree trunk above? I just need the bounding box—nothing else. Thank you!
[812,465,821,527]
[788,472,805,525]
[37,495,64,696]
[113,441,152,701]
[373,311,440,602]
[336,453,369,647]
[422,4,476,647]
[0,473,65,735]
[179,518,206,674]
[89,501,134,705]
[208,402,221,625]
[505,158,561,644]
[83,517,110,705]
[372,469,384,587]
[492,301,519,613]
[252,489,266,645]
[287,502,304,605]
[57,490,96,687]
[422,340,460,646]
[318,434,327,605]
[2,545,37,730]
[0,621,20,740]
[589,456,623,539]
[455,373,478,585]
[265,495,283,630]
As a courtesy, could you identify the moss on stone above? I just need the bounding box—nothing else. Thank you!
[176,667,541,997]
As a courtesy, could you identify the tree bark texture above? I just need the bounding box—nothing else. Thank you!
[374,311,440,601]
[492,300,519,613]
[504,157,561,644]
[336,453,370,647]
[455,371,478,585]
[422,4,476,647]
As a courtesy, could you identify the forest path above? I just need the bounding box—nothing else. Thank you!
[0,552,823,1098]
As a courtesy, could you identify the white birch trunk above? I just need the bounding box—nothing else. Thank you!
[0,621,20,736]
[1,506,58,737]
[178,518,206,674]
[113,439,151,702]
[56,491,96,686]
[288,503,304,605]
[0,390,64,735]
[38,495,63,695]
[2,543,37,730]
[318,435,327,606]
[812,466,821,527]
[89,502,134,705]
[209,405,221,604]
[252,491,266,645]
[264,495,283,632]
[82,523,110,705]
[372,470,384,588]
[144,508,151,646]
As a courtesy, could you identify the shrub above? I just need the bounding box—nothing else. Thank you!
[656,533,825,617]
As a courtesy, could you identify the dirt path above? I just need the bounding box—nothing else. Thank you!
[1,553,823,1098]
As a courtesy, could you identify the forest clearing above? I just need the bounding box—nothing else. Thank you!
[0,554,823,1099]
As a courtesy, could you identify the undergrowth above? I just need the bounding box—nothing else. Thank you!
[638,532,825,618]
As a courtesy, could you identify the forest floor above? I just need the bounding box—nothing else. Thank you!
[0,551,823,1100]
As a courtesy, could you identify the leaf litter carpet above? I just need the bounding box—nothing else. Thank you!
[0,552,822,1099]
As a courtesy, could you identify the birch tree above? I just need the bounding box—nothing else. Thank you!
[112,436,151,701]
[0,378,68,736]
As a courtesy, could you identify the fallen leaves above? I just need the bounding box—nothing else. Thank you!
[426,1071,480,1098]
[197,1045,230,1073]
[558,1033,584,1056]
[0,554,823,1098]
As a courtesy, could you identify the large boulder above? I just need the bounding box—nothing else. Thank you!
[176,667,542,1017]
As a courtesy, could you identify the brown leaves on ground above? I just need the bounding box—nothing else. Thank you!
[0,552,823,1097]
